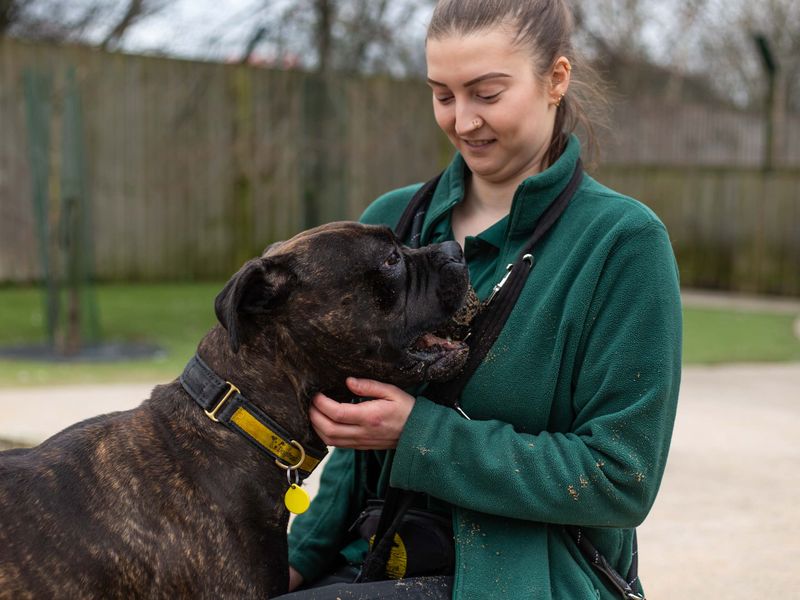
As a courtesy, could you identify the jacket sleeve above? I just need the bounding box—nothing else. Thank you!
[389,222,682,528]
[287,447,359,582]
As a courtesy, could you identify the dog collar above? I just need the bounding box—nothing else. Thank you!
[179,354,327,480]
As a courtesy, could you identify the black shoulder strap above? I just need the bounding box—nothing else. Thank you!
[426,159,583,408]
[394,172,443,248]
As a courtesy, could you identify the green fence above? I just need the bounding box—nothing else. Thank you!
[1,37,799,295]
[597,165,800,296]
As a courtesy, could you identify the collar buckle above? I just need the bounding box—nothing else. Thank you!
[204,381,240,422]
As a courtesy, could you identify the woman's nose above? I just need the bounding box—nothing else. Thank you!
[454,106,482,136]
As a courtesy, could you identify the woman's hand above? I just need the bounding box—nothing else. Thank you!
[288,566,303,591]
[309,377,415,450]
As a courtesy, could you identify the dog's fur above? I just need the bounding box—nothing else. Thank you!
[0,222,469,599]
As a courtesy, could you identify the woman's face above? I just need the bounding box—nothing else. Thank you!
[426,26,566,185]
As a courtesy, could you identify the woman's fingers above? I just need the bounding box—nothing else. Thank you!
[345,377,404,400]
[308,381,416,450]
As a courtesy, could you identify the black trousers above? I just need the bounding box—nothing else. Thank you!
[275,566,453,600]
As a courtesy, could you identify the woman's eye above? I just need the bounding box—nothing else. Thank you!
[384,252,401,267]
[435,95,454,104]
[477,91,501,101]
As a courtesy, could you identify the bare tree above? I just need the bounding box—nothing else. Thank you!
[2,0,165,47]
[571,0,724,105]
[235,0,434,76]
[697,0,800,112]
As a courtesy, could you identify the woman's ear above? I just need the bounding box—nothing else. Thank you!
[550,56,572,104]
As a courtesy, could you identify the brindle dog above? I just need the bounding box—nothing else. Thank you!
[0,222,470,599]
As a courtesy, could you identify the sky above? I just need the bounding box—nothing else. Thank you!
[118,0,271,61]
[117,0,434,66]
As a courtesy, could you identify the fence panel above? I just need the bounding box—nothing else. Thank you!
[1,38,799,295]
[596,165,800,295]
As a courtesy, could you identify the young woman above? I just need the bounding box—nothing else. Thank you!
[282,1,681,598]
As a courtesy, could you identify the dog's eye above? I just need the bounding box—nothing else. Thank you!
[384,251,401,267]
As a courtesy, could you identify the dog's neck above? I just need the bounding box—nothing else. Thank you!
[193,325,328,450]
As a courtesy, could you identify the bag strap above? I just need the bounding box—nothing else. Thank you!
[566,526,644,599]
[425,159,583,410]
[393,172,443,246]
[355,486,417,582]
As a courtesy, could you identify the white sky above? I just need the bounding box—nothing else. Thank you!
[119,0,434,65]
[121,0,267,60]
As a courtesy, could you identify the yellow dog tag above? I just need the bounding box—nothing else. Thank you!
[285,484,310,514]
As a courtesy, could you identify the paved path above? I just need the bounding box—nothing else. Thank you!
[1,362,798,597]
[637,363,800,598]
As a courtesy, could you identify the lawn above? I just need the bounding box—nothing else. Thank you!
[0,283,221,386]
[682,307,800,364]
[0,283,798,387]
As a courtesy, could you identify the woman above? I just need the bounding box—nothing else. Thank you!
[283,1,681,598]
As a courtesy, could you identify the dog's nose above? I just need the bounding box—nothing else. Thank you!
[439,241,464,263]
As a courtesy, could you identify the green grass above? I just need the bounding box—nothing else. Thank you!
[0,283,222,387]
[0,283,798,387]
[682,307,800,364]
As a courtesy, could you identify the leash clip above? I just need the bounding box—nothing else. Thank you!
[204,381,240,422]
[486,263,514,306]
[485,254,534,307]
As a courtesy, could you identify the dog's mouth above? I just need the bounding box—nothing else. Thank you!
[400,286,481,381]
[404,332,469,381]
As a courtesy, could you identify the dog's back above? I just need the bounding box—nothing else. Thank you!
[0,410,162,598]
[0,390,282,599]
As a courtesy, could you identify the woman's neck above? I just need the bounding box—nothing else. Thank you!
[451,162,543,247]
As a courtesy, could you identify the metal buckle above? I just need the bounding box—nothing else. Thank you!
[204,381,240,422]
[274,440,306,471]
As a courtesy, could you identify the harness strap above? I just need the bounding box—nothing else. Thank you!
[180,354,327,478]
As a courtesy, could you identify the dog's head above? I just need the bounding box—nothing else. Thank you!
[214,222,472,387]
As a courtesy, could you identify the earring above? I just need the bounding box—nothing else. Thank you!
[472,117,483,129]
[555,93,565,108]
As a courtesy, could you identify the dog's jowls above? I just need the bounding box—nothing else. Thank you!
[0,222,470,599]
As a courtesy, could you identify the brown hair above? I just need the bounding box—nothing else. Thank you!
[427,0,608,169]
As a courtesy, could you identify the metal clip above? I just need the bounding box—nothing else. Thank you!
[486,263,514,306]
[453,403,471,420]
[485,254,534,306]
[204,381,240,422]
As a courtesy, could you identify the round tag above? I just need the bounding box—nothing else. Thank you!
[284,484,310,515]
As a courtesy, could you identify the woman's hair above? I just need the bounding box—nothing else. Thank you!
[427,0,608,168]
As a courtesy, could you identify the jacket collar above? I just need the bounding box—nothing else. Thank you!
[420,135,582,247]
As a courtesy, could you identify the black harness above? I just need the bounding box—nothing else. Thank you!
[360,161,644,599]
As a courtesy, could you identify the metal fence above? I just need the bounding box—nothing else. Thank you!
[1,37,799,295]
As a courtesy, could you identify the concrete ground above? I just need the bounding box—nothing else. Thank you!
[1,290,798,597]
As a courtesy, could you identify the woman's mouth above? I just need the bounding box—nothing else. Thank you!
[462,138,496,149]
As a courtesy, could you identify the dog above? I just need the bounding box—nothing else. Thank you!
[0,221,471,599]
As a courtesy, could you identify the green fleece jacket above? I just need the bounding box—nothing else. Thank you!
[288,136,682,599]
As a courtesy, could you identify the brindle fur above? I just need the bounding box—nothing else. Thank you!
[0,222,469,599]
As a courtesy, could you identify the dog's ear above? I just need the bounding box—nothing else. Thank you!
[214,257,294,353]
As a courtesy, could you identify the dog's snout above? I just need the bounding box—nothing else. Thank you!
[439,241,464,263]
